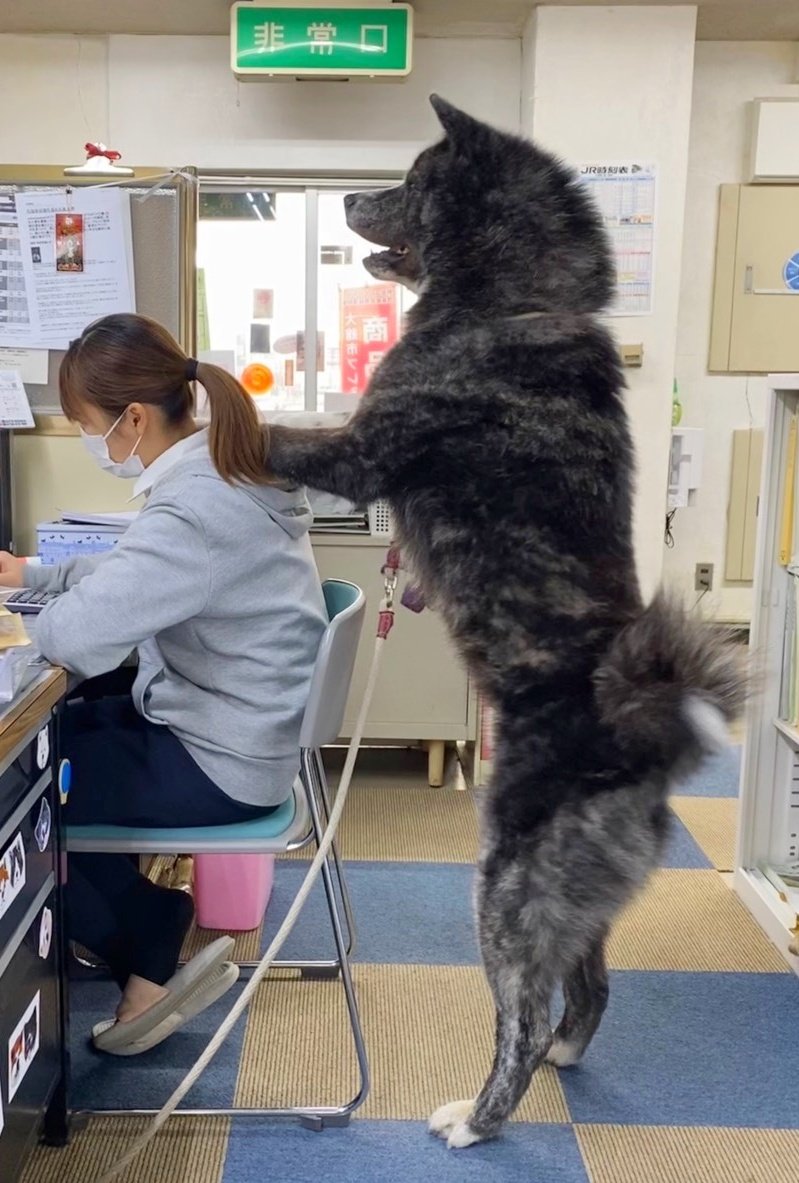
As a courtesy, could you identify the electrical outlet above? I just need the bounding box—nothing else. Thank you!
[695,562,714,592]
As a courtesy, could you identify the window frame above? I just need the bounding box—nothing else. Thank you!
[198,170,402,411]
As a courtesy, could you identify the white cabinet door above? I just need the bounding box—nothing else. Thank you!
[312,537,472,741]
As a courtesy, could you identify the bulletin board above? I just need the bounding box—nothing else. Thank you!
[0,165,197,423]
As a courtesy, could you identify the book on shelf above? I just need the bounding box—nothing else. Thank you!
[777,412,799,725]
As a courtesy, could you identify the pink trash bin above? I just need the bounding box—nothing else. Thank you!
[193,853,275,931]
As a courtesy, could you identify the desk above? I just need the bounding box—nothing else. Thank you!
[0,668,70,1181]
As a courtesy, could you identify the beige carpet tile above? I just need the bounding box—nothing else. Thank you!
[21,1115,229,1183]
[672,796,738,871]
[284,782,480,864]
[608,869,788,973]
[234,963,568,1124]
[181,919,264,963]
[576,1124,799,1183]
[323,745,466,791]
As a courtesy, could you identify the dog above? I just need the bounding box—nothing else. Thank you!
[265,95,744,1149]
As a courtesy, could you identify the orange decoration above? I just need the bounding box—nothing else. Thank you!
[240,362,275,395]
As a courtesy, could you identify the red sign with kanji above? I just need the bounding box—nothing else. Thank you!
[339,284,399,394]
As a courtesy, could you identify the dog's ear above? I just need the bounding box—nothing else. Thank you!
[430,94,482,144]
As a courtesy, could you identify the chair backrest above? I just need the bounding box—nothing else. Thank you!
[299,579,366,748]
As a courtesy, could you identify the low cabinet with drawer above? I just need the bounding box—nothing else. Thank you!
[0,672,69,1181]
[311,535,476,785]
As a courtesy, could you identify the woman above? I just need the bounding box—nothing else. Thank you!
[0,313,327,1054]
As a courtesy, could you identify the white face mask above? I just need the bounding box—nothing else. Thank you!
[80,409,145,479]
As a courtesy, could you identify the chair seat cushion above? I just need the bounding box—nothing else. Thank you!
[66,791,302,854]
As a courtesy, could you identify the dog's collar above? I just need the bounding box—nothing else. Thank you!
[506,311,549,321]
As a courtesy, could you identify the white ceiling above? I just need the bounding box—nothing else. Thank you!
[0,0,798,42]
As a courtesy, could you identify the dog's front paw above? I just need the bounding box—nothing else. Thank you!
[447,1120,484,1149]
[429,1099,484,1149]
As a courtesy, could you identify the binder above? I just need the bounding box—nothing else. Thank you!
[779,413,797,565]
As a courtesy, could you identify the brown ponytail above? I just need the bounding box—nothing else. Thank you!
[194,361,270,485]
[59,312,270,485]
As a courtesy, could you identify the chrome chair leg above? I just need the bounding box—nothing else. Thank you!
[306,748,358,958]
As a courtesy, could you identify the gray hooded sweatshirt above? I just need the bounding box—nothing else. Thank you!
[26,430,327,807]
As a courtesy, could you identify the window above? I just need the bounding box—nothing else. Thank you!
[196,178,415,413]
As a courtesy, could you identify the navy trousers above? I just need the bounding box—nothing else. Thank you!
[63,672,276,988]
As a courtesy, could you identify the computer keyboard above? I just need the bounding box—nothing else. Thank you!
[3,589,60,614]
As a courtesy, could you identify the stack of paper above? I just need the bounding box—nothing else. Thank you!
[0,606,31,704]
[59,510,139,527]
[311,516,369,533]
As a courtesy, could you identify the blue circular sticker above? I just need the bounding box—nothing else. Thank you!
[784,253,799,292]
[58,758,72,804]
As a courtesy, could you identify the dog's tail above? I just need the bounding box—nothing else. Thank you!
[593,592,746,771]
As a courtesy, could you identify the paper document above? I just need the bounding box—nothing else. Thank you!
[577,163,657,316]
[0,193,35,347]
[0,369,34,428]
[14,188,136,349]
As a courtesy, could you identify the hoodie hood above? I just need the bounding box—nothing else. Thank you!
[151,427,314,540]
[240,480,314,539]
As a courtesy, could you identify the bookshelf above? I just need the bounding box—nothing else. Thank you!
[736,374,799,971]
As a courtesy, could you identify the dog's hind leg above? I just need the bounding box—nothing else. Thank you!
[429,866,559,1149]
[547,930,609,1068]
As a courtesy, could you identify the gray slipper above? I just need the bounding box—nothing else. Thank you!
[92,961,240,1056]
[92,936,234,1053]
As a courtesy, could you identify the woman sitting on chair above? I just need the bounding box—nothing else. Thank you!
[0,313,327,1055]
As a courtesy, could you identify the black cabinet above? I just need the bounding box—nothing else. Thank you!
[0,885,62,1178]
[0,695,69,1181]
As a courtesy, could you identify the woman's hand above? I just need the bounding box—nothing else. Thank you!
[0,551,26,588]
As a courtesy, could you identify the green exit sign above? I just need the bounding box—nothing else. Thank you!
[231,3,413,78]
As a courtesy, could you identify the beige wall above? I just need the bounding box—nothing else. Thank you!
[11,435,138,556]
[523,4,698,601]
[664,40,799,622]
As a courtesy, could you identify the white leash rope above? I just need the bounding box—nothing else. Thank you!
[95,629,389,1182]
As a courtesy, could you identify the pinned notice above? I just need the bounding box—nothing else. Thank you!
[14,187,135,349]
[577,162,657,316]
[0,369,34,428]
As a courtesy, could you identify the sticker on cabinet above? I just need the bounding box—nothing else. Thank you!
[8,991,40,1101]
[36,727,49,770]
[34,797,51,853]
[0,833,26,921]
[38,906,53,960]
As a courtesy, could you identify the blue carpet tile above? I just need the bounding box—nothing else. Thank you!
[557,970,799,1128]
[673,745,741,797]
[222,1119,591,1183]
[69,978,250,1110]
[262,832,711,970]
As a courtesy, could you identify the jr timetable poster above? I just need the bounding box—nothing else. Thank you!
[577,163,657,316]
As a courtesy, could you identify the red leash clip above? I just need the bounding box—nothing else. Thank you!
[377,607,395,639]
